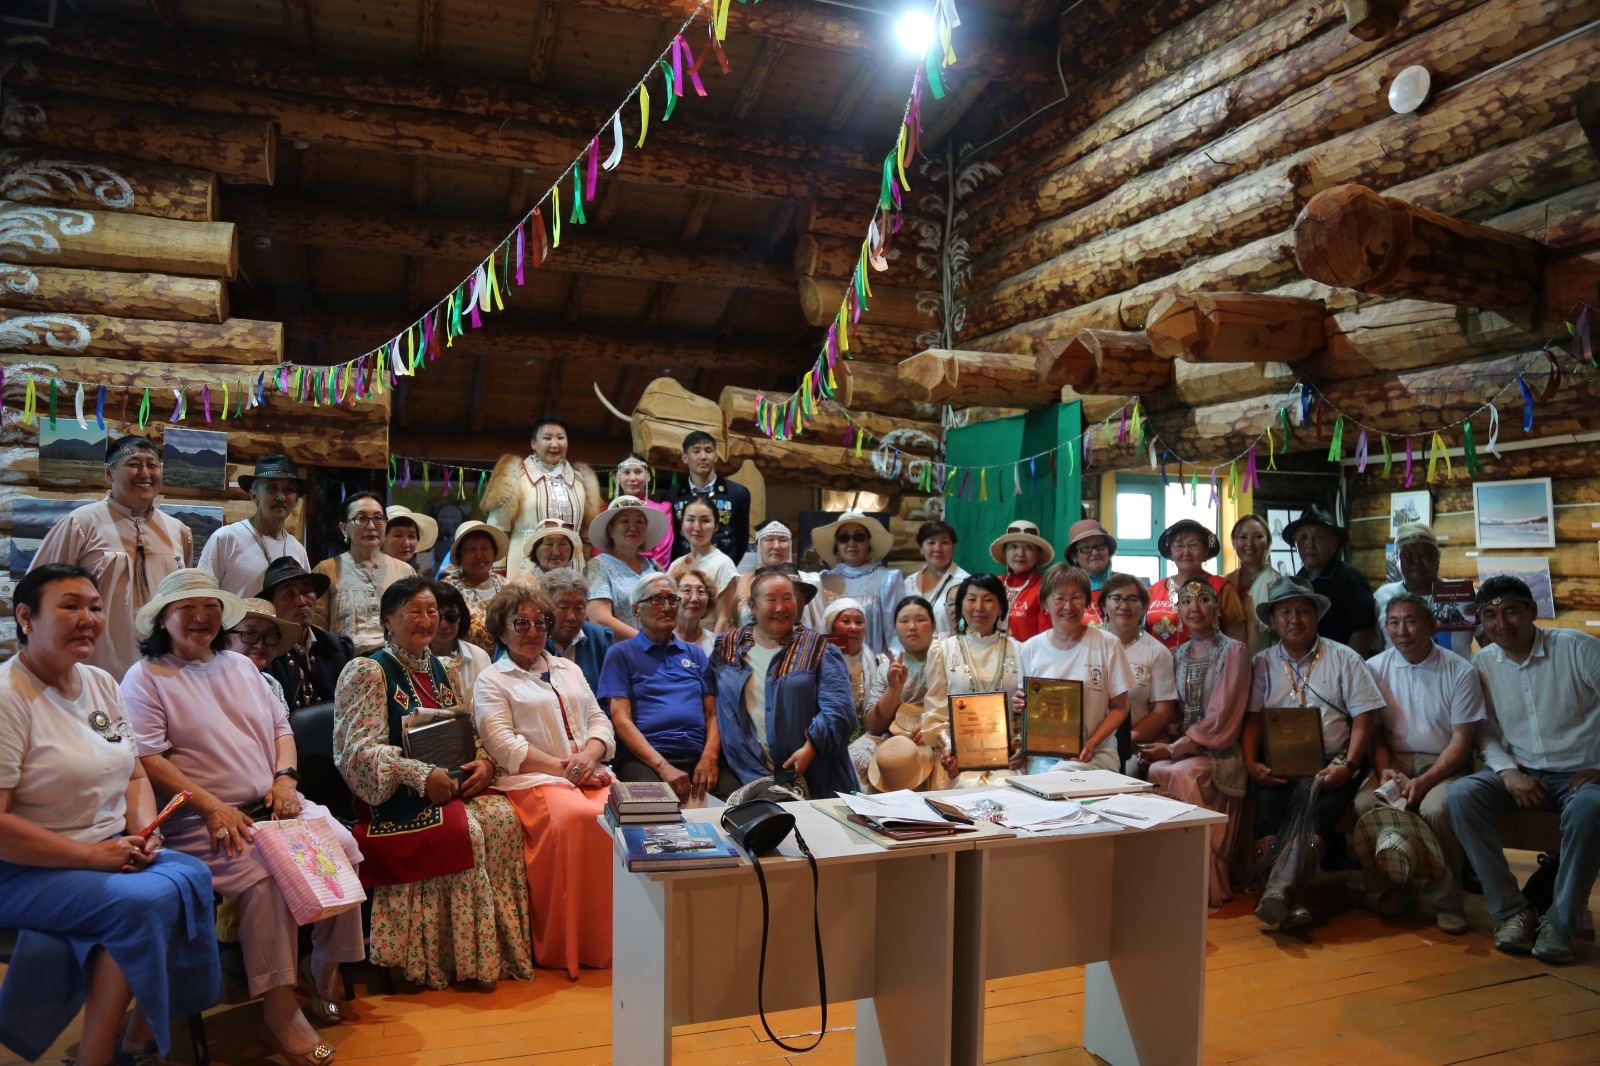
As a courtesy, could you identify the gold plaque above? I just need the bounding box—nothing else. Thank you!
[1021,677,1083,759]
[949,690,1012,772]
[1263,707,1324,778]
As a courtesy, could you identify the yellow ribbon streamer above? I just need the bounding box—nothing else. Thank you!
[637,85,651,148]
[552,187,562,247]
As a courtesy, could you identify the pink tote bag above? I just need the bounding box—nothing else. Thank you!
[253,815,366,925]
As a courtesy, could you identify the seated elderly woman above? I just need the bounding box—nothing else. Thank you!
[824,597,885,739]
[227,596,306,711]
[0,565,220,1066]
[473,583,615,979]
[122,569,362,1066]
[1139,578,1251,909]
[597,573,728,802]
[849,595,938,791]
[711,566,858,798]
[333,577,533,991]
[429,581,493,699]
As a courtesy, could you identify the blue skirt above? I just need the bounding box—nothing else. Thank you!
[0,849,222,1062]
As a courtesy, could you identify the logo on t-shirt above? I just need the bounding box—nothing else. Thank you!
[1089,666,1104,690]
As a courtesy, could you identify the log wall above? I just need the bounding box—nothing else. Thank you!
[928,0,1600,472]
[1346,440,1600,634]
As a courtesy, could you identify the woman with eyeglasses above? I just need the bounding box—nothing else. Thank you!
[428,582,492,699]
[672,567,716,655]
[332,577,533,990]
[584,496,669,642]
[227,597,307,713]
[313,493,416,655]
[474,582,615,979]
[597,574,728,803]
[667,497,738,633]
[1013,565,1133,774]
[1145,520,1249,651]
[925,574,1023,783]
[1139,578,1250,908]
[1224,513,1282,654]
[1097,574,1179,774]
[1063,520,1117,626]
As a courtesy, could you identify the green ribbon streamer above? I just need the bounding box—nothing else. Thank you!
[47,378,57,429]
[1189,466,1199,504]
[1327,415,1344,462]
[1279,409,1291,453]
[659,61,678,120]
[1463,422,1480,476]
[925,52,945,99]
[569,168,587,224]
[879,155,896,211]
[137,389,151,429]
[1380,434,1393,479]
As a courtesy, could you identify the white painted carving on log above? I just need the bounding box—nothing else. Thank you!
[0,314,91,352]
[0,263,38,295]
[0,153,135,210]
[0,205,95,260]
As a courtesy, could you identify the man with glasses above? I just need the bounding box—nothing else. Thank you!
[200,455,312,598]
[30,434,192,680]
[1447,576,1600,964]
[597,574,730,800]
[541,567,615,694]
[259,557,355,712]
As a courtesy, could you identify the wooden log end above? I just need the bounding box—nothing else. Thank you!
[1293,184,1396,290]
[898,349,956,403]
[1039,331,1098,389]
[1145,292,1202,359]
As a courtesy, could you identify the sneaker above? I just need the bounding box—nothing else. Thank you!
[1533,915,1576,964]
[1493,908,1539,954]
[1435,910,1468,935]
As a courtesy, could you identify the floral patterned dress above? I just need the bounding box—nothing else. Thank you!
[444,572,507,654]
[332,651,534,988]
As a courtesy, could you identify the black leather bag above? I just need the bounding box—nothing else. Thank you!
[720,798,795,855]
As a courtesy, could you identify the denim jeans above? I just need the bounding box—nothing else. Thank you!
[1446,768,1600,935]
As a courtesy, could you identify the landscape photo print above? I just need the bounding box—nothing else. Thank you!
[1472,478,1555,550]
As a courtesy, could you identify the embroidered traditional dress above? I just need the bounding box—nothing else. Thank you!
[1144,573,1248,651]
[312,552,416,654]
[924,630,1023,788]
[819,562,905,656]
[333,647,533,989]
[483,455,600,582]
[847,652,933,788]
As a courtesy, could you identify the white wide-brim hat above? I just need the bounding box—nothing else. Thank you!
[234,597,305,660]
[989,519,1055,567]
[589,495,670,553]
[385,505,439,551]
[135,568,248,639]
[525,518,583,561]
[812,511,893,566]
[451,520,510,564]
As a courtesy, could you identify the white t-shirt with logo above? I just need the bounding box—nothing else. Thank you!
[1120,631,1178,728]
[1018,627,1134,771]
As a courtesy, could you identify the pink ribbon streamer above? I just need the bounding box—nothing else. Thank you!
[585,137,599,201]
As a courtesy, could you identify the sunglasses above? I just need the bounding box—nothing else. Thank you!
[836,531,871,544]
[511,616,552,634]
[440,610,462,623]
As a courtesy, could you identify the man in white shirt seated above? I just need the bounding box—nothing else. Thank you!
[1447,576,1600,965]
[1355,593,1486,934]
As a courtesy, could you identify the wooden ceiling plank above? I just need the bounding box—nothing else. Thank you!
[527,0,560,84]
[405,255,426,310]
[731,40,786,121]
[542,357,567,413]
[506,167,537,220]
[408,157,430,211]
[467,351,491,432]
[296,144,318,194]
[146,0,182,31]
[640,281,676,331]
[606,364,640,437]
[680,191,716,243]
[716,289,753,340]
[416,0,441,66]
[823,62,876,134]
[282,0,315,51]
[563,276,591,325]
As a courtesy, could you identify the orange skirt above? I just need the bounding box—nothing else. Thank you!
[503,783,613,978]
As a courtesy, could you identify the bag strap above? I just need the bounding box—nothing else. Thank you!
[750,829,826,1053]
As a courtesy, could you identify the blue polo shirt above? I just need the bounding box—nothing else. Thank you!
[597,633,715,760]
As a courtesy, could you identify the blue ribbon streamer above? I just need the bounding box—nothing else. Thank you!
[1517,375,1534,431]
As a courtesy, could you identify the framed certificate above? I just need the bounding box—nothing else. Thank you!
[1262,707,1324,778]
[1021,677,1083,759]
[948,690,1012,772]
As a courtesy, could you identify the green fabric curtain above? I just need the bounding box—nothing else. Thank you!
[943,402,1083,576]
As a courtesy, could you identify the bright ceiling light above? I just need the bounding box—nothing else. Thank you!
[894,10,934,55]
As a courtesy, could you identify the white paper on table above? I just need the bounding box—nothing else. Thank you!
[938,788,1092,829]
[1021,819,1120,837]
[1083,794,1196,827]
[842,789,947,826]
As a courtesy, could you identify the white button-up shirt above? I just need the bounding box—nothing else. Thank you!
[1368,645,1486,755]
[1473,628,1600,774]
[472,654,615,791]
[1248,638,1386,758]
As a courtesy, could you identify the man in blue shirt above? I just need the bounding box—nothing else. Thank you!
[597,573,730,800]
[542,567,614,695]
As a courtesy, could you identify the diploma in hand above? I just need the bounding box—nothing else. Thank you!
[949,691,1012,772]
[1021,677,1083,758]
[1263,707,1324,778]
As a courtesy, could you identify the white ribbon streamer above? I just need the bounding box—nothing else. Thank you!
[602,112,625,171]
[74,382,86,428]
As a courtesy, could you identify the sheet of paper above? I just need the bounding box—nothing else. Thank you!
[842,790,945,824]
[1084,794,1196,827]
[938,788,1093,829]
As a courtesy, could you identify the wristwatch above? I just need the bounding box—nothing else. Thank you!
[273,768,301,783]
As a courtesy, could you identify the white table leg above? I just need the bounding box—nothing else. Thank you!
[949,848,989,1065]
[1084,824,1210,1066]
[856,852,958,1066]
[613,848,672,1065]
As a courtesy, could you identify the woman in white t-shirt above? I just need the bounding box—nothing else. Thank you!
[1015,564,1133,773]
[0,564,220,1066]
[668,497,737,632]
[1098,572,1179,774]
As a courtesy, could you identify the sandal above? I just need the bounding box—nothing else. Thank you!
[298,958,345,1026]
[260,1027,335,1066]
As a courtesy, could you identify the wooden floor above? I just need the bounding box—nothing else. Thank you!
[6,855,1599,1065]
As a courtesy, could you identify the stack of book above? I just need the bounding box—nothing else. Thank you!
[603,780,681,828]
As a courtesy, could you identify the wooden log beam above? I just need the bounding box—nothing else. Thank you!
[11,47,877,202]
[1058,386,1147,424]
[1342,0,1408,39]
[0,264,226,322]
[0,309,281,364]
[842,323,929,365]
[636,417,904,486]
[824,63,877,134]
[799,277,932,331]
[1038,332,1099,389]
[1065,0,1224,88]
[0,202,237,279]
[226,194,793,293]
[1172,359,1296,406]
[467,351,490,433]
[731,40,786,121]
[1075,332,1171,396]
[0,148,217,222]
[963,75,1600,360]
[284,309,809,375]
[794,232,919,284]
[283,0,316,50]
[416,0,441,65]
[1,88,275,185]
[719,385,942,456]
[956,11,1597,340]
[1315,297,1535,382]
[1145,291,1325,362]
[837,361,941,421]
[1293,184,1546,322]
[897,348,1058,407]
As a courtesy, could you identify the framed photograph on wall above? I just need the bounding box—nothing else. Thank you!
[1476,556,1555,619]
[1389,490,1431,538]
[1472,478,1555,550]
